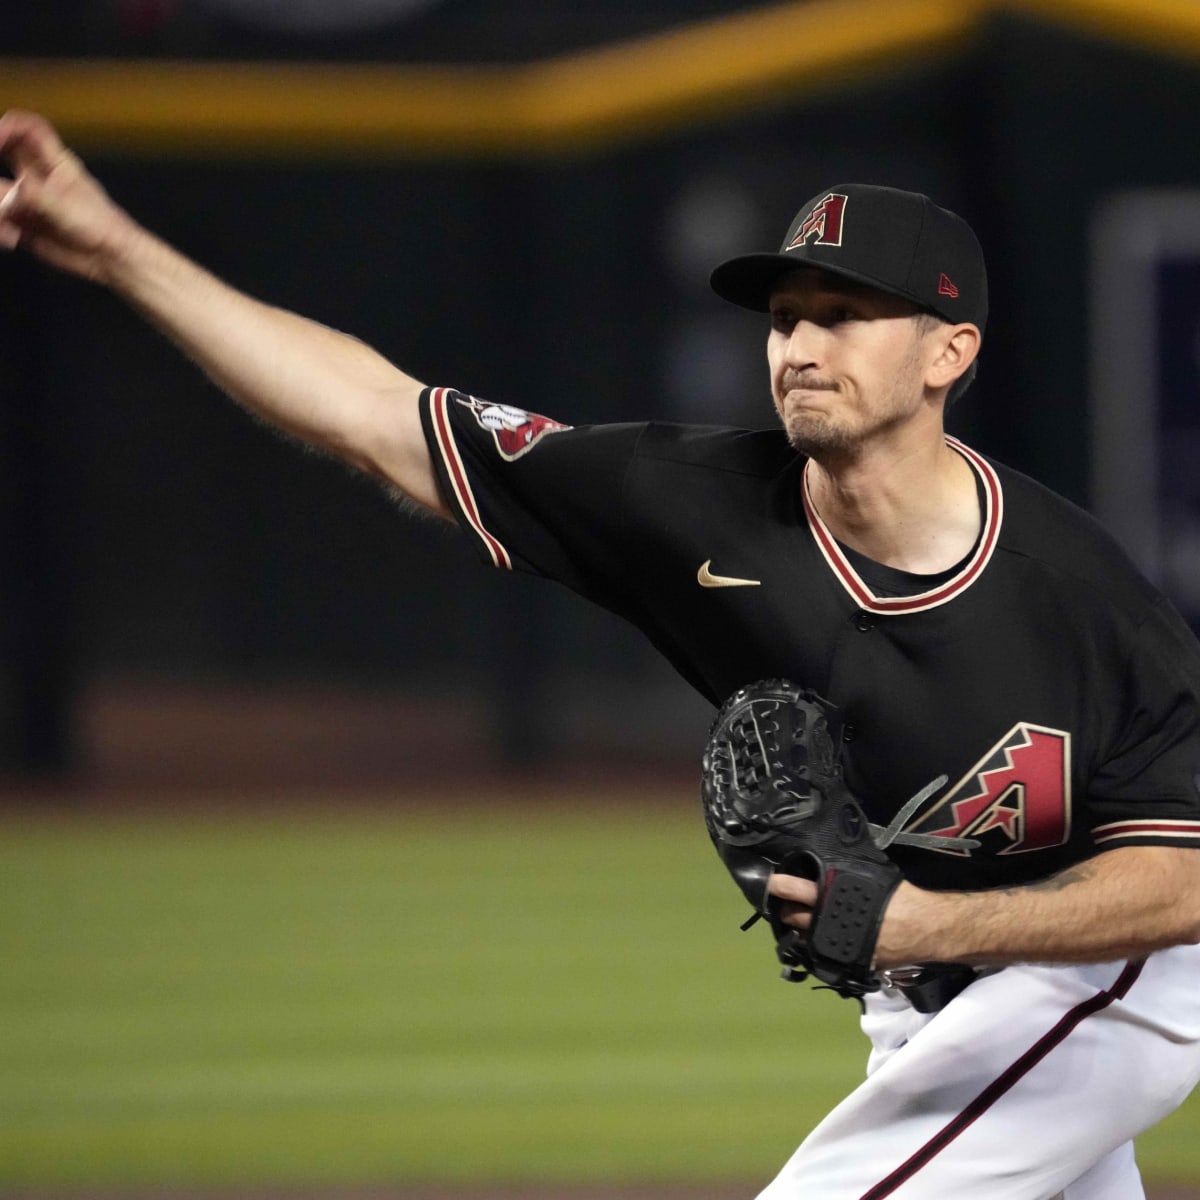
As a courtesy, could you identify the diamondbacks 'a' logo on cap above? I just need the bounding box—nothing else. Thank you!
[787,193,848,250]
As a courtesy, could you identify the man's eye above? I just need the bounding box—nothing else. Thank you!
[831,307,857,323]
[770,311,795,332]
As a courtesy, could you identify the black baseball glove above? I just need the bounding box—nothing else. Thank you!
[700,679,970,1001]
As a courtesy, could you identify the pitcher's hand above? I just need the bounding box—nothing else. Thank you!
[0,109,140,281]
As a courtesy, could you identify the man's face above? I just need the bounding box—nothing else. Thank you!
[766,268,933,459]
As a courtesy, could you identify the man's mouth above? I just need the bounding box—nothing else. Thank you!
[782,375,837,395]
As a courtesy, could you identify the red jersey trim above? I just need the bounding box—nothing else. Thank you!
[801,437,1003,615]
[428,387,513,570]
[1092,819,1200,846]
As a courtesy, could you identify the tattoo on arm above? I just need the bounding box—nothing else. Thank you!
[1013,861,1098,895]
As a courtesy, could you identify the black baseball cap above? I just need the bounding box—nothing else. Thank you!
[710,184,987,332]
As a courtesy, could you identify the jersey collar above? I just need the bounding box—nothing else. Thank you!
[801,437,1003,615]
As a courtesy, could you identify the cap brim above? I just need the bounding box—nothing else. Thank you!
[709,254,802,312]
[709,252,940,317]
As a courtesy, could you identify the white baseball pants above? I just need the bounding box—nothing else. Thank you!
[755,943,1200,1199]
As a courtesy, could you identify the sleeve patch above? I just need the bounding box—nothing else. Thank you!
[454,393,571,461]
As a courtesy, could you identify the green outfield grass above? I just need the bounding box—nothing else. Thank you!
[2,789,1199,1190]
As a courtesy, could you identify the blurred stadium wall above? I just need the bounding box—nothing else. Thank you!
[2,0,1200,782]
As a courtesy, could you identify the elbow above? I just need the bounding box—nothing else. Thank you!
[1166,893,1200,950]
[1164,883,1200,948]
[1178,860,1200,945]
[1128,846,1200,950]
[1179,911,1200,947]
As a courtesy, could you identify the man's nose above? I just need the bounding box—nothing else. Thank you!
[783,319,823,367]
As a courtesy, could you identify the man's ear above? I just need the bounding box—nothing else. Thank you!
[927,323,981,391]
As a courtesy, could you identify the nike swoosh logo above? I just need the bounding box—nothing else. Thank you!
[697,560,762,588]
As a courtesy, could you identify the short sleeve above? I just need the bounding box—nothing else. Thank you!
[1088,597,1200,850]
[419,386,646,597]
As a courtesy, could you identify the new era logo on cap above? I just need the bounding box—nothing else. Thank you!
[709,183,988,332]
[938,273,960,299]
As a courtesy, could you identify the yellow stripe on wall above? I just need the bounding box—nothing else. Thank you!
[1,59,521,158]
[0,0,982,158]
[0,0,1196,159]
[1011,0,1200,59]
[519,0,982,149]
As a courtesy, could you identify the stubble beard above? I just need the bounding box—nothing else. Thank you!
[781,409,855,459]
[776,332,927,461]
[774,373,852,458]
[775,378,862,460]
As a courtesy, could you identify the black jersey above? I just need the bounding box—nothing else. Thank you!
[421,386,1200,891]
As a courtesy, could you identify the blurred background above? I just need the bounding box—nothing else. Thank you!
[2,0,1200,786]
[4,3,1200,1196]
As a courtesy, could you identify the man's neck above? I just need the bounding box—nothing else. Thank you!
[804,438,981,575]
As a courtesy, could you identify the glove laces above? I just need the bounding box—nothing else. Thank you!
[870,774,979,853]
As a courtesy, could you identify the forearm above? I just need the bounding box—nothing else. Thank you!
[875,846,1200,968]
[0,106,447,515]
[101,222,443,510]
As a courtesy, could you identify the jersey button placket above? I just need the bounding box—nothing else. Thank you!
[854,610,875,632]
